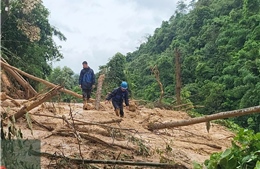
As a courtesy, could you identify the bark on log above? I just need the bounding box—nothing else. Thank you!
[148,106,260,131]
[95,74,105,110]
[30,150,187,168]
[1,61,82,99]
[1,58,37,98]
[9,86,62,120]
[0,92,20,106]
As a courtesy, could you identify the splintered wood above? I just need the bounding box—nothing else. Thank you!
[95,74,105,110]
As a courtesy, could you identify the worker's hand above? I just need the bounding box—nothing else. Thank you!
[105,100,109,104]
[92,85,96,89]
[79,85,81,88]
[126,106,129,110]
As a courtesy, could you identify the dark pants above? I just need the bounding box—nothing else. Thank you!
[112,100,124,116]
[82,88,92,100]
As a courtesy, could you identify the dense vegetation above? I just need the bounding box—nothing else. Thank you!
[1,0,66,83]
[99,0,260,132]
[194,129,260,169]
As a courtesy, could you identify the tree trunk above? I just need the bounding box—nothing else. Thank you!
[151,65,164,104]
[1,58,37,98]
[9,86,62,120]
[95,74,105,110]
[148,106,260,131]
[174,48,181,105]
[1,61,82,99]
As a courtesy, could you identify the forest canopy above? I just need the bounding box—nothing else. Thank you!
[98,0,260,132]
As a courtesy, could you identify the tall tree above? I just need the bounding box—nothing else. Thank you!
[1,0,66,83]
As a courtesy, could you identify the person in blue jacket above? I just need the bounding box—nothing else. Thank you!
[79,61,95,102]
[105,81,129,117]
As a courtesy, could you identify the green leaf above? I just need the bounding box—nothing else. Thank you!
[220,149,232,159]
[255,161,260,169]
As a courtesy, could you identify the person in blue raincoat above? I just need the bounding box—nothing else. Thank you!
[79,61,95,103]
[105,81,129,117]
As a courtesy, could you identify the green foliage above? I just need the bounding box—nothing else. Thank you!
[47,66,81,102]
[203,129,260,169]
[97,52,127,97]
[1,0,66,87]
[108,0,260,132]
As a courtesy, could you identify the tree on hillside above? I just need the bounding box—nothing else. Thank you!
[1,0,66,84]
[105,52,127,87]
[114,0,260,132]
[47,66,80,102]
[47,66,77,89]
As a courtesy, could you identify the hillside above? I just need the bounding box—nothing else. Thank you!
[98,0,260,132]
[1,100,235,168]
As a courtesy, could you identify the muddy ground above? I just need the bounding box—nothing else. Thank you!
[1,100,235,169]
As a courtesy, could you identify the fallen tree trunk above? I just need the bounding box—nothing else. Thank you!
[30,150,187,168]
[0,92,21,106]
[1,58,37,98]
[1,61,82,99]
[148,106,260,131]
[9,86,62,120]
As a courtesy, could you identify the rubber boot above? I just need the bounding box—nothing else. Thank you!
[83,98,88,110]
[115,108,120,116]
[120,110,124,118]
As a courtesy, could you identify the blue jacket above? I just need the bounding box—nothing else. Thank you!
[106,87,129,106]
[79,67,95,89]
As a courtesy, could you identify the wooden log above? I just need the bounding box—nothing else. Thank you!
[95,74,105,110]
[148,106,260,131]
[1,58,37,98]
[30,150,187,168]
[0,92,20,106]
[9,86,62,120]
[1,61,82,99]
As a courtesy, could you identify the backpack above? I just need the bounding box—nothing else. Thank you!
[83,69,93,83]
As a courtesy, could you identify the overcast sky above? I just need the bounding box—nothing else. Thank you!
[43,0,179,74]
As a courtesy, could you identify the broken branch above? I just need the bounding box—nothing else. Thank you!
[1,61,82,99]
[30,150,186,168]
[9,86,62,120]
